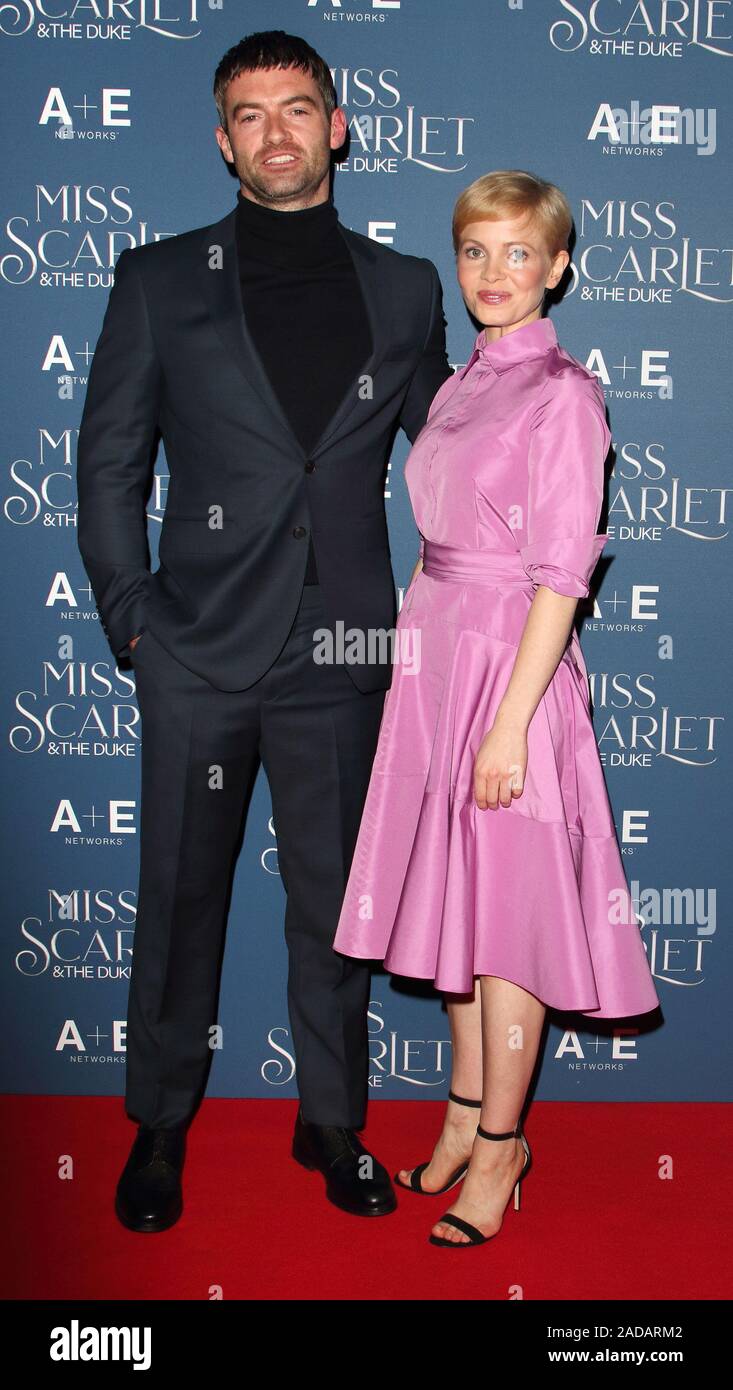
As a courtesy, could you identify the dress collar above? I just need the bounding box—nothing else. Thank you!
[462,315,558,376]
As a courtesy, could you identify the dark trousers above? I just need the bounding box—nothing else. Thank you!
[125,582,386,1130]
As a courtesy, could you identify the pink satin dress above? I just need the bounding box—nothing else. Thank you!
[333,315,660,1017]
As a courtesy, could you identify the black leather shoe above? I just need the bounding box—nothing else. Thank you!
[115,1124,187,1233]
[292,1108,397,1217]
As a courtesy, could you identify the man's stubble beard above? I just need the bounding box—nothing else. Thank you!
[231,144,333,209]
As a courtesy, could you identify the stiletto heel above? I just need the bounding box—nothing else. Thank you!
[393,1090,482,1195]
[428,1123,532,1247]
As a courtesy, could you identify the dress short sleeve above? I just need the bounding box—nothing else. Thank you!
[519,371,611,598]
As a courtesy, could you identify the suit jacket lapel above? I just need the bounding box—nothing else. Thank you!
[195,207,391,462]
[314,224,391,458]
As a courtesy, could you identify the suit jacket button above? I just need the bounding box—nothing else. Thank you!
[304,461,315,473]
[292,525,307,539]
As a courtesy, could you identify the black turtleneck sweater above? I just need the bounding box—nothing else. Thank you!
[235,191,373,584]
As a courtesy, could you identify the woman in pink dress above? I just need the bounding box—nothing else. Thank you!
[332,170,660,1248]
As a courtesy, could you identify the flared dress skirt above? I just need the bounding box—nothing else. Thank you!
[333,540,660,1018]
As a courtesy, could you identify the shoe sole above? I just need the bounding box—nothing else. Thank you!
[114,1196,183,1233]
[292,1146,397,1217]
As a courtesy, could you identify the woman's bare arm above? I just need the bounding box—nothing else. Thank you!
[473,585,579,810]
[495,585,579,730]
[408,555,424,587]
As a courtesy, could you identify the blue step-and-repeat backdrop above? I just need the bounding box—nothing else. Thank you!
[2,1,730,1104]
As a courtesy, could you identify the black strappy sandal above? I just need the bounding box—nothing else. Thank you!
[428,1122,532,1246]
[393,1091,482,1195]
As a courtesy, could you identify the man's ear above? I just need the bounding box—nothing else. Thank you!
[215,125,234,165]
[330,106,348,152]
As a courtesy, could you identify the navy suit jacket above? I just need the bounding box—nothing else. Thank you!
[76,203,452,693]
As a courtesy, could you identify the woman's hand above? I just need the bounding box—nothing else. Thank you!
[473,712,528,810]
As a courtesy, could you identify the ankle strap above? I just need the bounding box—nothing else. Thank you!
[448,1090,482,1108]
[476,1123,519,1141]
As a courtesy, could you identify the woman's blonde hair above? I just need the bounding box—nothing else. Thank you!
[452,170,572,257]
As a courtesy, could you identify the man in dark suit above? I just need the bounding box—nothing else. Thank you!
[77,29,451,1231]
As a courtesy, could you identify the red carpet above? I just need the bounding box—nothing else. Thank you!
[2,1097,729,1301]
